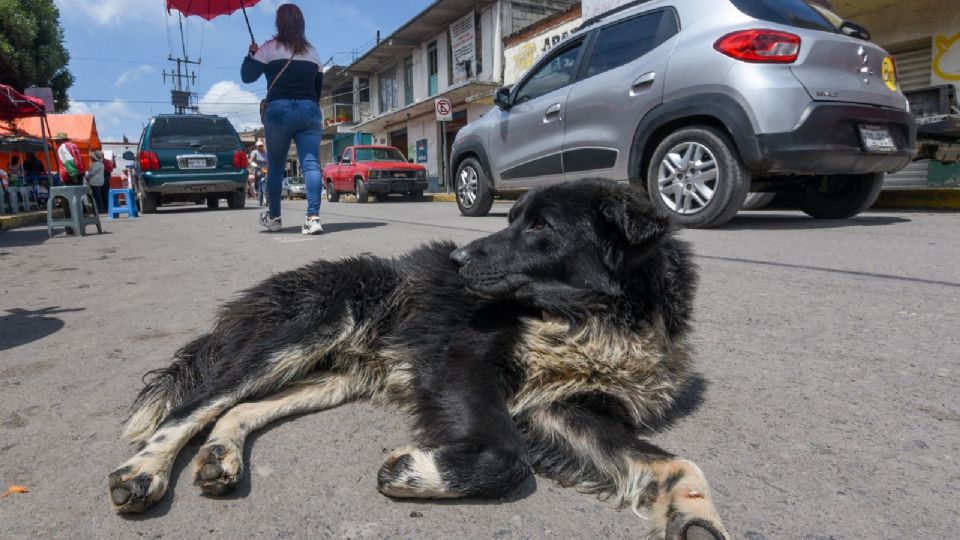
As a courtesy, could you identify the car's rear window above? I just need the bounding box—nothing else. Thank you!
[729,0,836,33]
[149,117,239,151]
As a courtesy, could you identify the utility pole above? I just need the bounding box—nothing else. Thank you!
[163,55,200,114]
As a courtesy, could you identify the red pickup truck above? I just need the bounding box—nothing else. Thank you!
[323,145,428,203]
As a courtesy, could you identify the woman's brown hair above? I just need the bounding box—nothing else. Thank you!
[274,3,311,55]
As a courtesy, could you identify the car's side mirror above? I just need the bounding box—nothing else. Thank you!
[839,21,870,41]
[122,151,135,160]
[493,87,512,110]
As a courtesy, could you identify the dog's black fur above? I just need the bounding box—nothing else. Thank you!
[108,179,727,539]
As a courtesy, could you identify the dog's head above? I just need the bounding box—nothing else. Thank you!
[450,179,671,315]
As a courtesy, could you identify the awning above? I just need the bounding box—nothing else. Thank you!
[341,0,494,75]
[0,84,45,121]
[352,80,499,133]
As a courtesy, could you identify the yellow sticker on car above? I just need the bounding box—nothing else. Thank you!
[882,56,897,92]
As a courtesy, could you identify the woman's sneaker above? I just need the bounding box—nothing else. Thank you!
[302,216,323,235]
[259,211,282,232]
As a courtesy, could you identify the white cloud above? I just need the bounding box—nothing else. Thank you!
[67,99,142,142]
[198,80,261,130]
[114,64,157,87]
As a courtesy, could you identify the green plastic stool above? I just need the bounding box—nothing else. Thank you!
[47,186,103,237]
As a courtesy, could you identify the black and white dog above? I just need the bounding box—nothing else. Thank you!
[108,179,728,539]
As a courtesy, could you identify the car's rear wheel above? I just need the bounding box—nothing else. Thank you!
[227,191,245,209]
[139,190,159,214]
[799,173,883,219]
[355,178,369,203]
[326,180,339,202]
[646,126,749,228]
[206,197,220,209]
[456,157,493,217]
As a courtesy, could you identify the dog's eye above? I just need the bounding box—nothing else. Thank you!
[528,218,547,231]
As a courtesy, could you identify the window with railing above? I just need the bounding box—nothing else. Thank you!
[379,66,399,113]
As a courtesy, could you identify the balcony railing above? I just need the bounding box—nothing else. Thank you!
[321,102,372,128]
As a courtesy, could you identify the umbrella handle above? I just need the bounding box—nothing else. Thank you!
[241,4,255,45]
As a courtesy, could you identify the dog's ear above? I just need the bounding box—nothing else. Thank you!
[600,187,670,245]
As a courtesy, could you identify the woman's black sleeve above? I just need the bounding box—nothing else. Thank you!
[241,55,265,84]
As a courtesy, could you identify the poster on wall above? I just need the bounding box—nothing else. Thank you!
[932,33,960,91]
[449,11,476,84]
[416,139,428,163]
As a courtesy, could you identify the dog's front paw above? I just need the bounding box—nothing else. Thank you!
[376,445,457,499]
[194,443,242,496]
[108,463,168,513]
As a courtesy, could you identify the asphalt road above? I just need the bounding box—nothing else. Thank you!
[1,197,958,539]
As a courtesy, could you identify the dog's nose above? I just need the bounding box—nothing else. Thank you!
[449,248,471,267]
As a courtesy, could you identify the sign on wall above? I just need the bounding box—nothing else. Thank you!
[932,33,960,88]
[416,139,428,163]
[435,98,453,122]
[449,11,476,84]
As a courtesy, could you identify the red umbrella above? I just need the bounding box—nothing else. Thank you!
[166,0,261,43]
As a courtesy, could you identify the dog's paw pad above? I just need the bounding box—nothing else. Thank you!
[108,466,166,513]
[194,443,241,496]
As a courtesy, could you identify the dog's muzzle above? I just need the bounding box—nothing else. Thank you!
[449,247,471,268]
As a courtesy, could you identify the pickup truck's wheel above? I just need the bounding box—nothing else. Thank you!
[355,178,369,203]
[139,190,159,214]
[799,173,883,219]
[206,197,220,209]
[646,126,749,228]
[326,180,340,202]
[456,157,493,217]
[227,191,245,209]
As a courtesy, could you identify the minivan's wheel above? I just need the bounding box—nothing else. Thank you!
[456,157,493,217]
[742,192,776,210]
[354,178,369,203]
[139,190,159,214]
[206,197,220,209]
[646,126,749,228]
[799,173,884,219]
[227,191,245,209]
[326,180,340,202]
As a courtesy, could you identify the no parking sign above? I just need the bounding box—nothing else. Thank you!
[435,98,452,122]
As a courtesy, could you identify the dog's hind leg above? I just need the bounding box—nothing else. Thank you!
[193,373,363,495]
[108,397,231,513]
[517,396,728,540]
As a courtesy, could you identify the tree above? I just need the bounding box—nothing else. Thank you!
[0,0,74,112]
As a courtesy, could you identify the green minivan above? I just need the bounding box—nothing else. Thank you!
[128,114,248,213]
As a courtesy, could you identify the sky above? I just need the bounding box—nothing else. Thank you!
[54,0,433,142]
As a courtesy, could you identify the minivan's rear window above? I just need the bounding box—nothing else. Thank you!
[150,117,238,150]
[729,0,836,33]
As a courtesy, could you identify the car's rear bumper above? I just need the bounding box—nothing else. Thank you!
[365,180,428,194]
[752,102,916,176]
[143,171,246,194]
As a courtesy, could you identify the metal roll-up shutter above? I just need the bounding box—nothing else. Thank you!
[889,40,932,92]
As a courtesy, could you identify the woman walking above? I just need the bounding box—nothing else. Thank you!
[241,3,324,235]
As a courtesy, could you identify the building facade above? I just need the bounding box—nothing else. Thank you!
[326,0,578,191]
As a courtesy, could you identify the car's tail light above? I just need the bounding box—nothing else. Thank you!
[714,29,801,63]
[139,151,159,171]
[233,150,248,169]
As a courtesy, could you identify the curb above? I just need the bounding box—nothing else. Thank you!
[0,211,47,231]
[874,189,960,210]
[336,193,457,203]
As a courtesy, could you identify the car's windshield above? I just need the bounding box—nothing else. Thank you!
[149,117,239,151]
[354,147,406,162]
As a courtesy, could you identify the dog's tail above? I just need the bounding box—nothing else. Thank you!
[121,336,211,445]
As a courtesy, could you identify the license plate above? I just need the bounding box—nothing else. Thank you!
[187,158,207,168]
[859,125,897,153]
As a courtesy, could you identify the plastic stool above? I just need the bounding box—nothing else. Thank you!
[47,186,103,237]
[17,187,39,211]
[107,188,138,219]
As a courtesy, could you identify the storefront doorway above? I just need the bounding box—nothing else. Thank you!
[389,128,409,160]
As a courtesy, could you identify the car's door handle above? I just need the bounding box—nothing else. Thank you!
[630,72,656,96]
[543,103,562,123]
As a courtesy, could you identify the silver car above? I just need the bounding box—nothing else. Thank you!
[451,0,916,227]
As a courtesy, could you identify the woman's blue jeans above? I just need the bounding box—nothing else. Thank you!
[263,99,323,218]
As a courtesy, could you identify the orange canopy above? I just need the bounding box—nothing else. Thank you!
[0,114,102,172]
